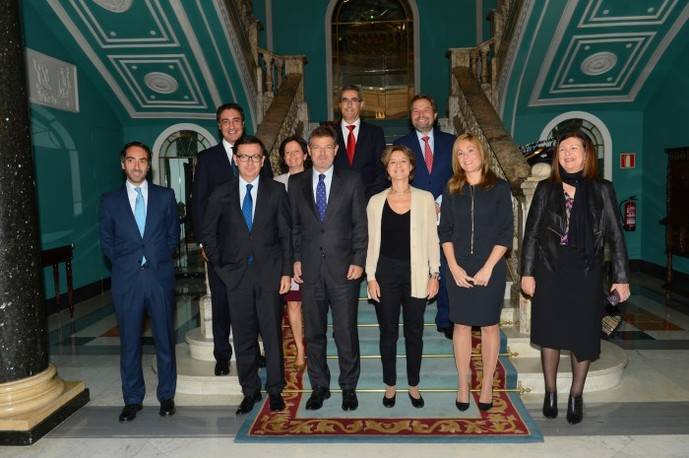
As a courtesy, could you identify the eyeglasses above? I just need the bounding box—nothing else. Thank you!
[235,154,263,163]
[309,144,336,153]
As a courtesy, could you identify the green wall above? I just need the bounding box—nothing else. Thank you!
[270,0,477,122]
[23,7,124,298]
[641,41,689,274]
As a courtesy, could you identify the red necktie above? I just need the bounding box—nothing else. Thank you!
[422,135,433,173]
[346,125,356,166]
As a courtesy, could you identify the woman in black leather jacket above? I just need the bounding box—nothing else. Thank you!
[520,130,630,424]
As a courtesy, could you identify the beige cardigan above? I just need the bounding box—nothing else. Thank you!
[365,186,440,299]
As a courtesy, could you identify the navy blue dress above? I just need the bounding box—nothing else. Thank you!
[438,179,513,326]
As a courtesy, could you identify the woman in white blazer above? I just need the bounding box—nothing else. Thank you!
[366,144,440,409]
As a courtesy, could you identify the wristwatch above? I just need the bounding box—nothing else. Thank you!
[429,272,440,280]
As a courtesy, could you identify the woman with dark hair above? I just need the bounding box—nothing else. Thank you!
[274,135,309,368]
[521,130,630,424]
[366,144,440,408]
[438,133,513,412]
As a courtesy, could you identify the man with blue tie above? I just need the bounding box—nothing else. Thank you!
[192,103,272,376]
[100,142,180,422]
[289,126,368,411]
[394,95,456,339]
[201,136,292,414]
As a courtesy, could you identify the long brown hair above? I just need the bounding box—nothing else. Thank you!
[550,130,598,182]
[447,133,497,194]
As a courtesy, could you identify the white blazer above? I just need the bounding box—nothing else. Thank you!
[366,186,440,299]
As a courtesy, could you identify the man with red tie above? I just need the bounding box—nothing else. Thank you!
[334,85,387,199]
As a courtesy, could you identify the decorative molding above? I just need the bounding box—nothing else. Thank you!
[578,0,678,27]
[144,72,179,94]
[71,0,179,48]
[92,0,133,13]
[26,49,79,113]
[580,50,618,75]
[538,110,612,181]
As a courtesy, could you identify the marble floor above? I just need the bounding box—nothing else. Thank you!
[2,273,689,457]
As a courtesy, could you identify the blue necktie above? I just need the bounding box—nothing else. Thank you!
[316,174,327,222]
[134,187,146,265]
[242,183,253,264]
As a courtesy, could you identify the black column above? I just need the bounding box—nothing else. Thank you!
[0,0,49,383]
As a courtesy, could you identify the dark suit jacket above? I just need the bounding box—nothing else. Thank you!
[334,121,387,198]
[394,128,456,199]
[200,175,292,292]
[288,168,368,284]
[100,183,180,295]
[192,142,273,243]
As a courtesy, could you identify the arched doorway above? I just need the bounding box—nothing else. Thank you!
[327,0,418,119]
[152,123,214,253]
[540,112,612,180]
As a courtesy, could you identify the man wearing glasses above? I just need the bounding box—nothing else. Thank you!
[192,103,272,377]
[201,136,291,414]
[288,126,368,411]
[334,85,387,199]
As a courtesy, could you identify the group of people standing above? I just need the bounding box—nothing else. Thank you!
[100,85,630,426]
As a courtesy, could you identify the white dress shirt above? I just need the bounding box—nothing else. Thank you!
[239,175,259,219]
[416,129,435,156]
[341,118,361,143]
[312,166,334,204]
[222,138,236,167]
[125,179,148,217]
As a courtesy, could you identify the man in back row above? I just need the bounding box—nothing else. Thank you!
[394,95,456,339]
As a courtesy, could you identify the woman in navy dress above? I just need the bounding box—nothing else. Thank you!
[438,133,513,412]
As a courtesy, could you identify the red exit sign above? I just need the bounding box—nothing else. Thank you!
[620,152,636,169]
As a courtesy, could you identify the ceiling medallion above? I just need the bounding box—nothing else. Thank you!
[144,72,179,94]
[92,0,134,13]
[580,52,618,76]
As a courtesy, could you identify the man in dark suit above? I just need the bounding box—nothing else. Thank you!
[334,84,387,199]
[393,95,456,339]
[201,136,291,414]
[289,125,367,411]
[100,141,180,422]
[192,103,272,376]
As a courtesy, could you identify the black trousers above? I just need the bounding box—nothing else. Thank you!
[226,264,284,396]
[302,263,360,390]
[374,256,427,387]
[208,262,232,362]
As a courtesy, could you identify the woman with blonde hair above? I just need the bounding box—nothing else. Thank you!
[438,133,513,411]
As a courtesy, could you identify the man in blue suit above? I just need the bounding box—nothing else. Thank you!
[393,95,456,339]
[100,141,180,422]
[192,103,272,376]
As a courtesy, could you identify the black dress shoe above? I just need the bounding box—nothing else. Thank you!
[408,392,424,408]
[119,403,142,422]
[236,392,262,415]
[566,394,583,424]
[305,387,331,410]
[478,401,493,411]
[543,392,558,418]
[159,399,176,416]
[341,389,358,411]
[214,360,230,376]
[455,400,470,411]
[382,392,396,408]
[269,393,286,411]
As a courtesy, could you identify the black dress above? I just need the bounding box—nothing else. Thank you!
[531,192,604,361]
[438,179,513,326]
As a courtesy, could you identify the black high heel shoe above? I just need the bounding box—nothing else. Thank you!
[382,392,396,408]
[455,400,470,411]
[408,392,424,408]
[542,392,558,418]
[566,394,583,424]
[478,401,493,411]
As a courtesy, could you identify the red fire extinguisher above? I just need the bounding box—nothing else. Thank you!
[620,196,637,231]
